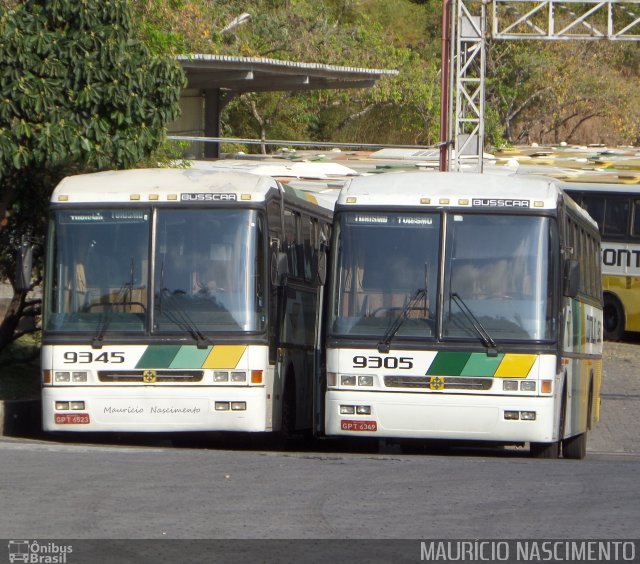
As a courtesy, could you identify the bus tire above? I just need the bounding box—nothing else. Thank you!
[529,438,560,459]
[603,293,625,341]
[561,431,587,459]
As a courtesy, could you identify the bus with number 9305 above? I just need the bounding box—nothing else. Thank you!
[321,171,602,459]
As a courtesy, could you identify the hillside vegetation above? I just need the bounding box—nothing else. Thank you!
[131,0,640,149]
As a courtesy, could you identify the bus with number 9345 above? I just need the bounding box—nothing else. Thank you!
[40,168,333,438]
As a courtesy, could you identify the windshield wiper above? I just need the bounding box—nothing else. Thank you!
[92,283,129,349]
[378,288,427,353]
[450,293,498,356]
[92,306,114,349]
[162,291,209,349]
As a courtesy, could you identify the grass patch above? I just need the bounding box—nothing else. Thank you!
[0,333,41,400]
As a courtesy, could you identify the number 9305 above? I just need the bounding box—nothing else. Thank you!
[352,355,413,369]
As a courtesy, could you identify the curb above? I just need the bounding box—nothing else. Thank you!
[0,399,42,438]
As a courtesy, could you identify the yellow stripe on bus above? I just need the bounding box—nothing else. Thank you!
[494,354,537,378]
[202,345,247,369]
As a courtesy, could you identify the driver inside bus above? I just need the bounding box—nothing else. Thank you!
[193,261,220,296]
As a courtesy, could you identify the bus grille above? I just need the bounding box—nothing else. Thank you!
[98,371,204,383]
[383,376,493,390]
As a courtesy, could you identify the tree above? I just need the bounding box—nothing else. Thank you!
[0,0,185,351]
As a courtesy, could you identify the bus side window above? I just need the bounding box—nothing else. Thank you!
[582,195,605,234]
[633,199,640,238]
[283,209,300,278]
[302,215,313,281]
[603,198,629,238]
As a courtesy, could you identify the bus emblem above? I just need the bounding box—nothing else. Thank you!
[429,376,445,391]
[143,370,157,383]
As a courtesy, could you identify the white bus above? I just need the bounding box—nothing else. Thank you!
[41,168,332,436]
[323,172,602,458]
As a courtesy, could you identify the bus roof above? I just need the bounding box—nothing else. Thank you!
[554,180,640,195]
[50,168,334,211]
[339,171,556,205]
[337,171,597,227]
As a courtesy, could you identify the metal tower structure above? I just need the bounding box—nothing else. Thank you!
[446,0,640,172]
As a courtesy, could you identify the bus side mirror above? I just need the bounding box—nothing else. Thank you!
[270,251,288,287]
[15,240,33,292]
[563,259,579,298]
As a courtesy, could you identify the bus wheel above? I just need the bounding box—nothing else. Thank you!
[603,294,625,341]
[530,384,566,459]
[529,439,560,459]
[561,431,587,459]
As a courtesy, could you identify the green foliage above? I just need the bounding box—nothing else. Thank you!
[132,0,440,150]
[0,0,185,178]
[0,0,186,351]
[0,333,41,400]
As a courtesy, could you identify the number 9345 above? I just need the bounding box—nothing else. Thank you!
[63,351,125,363]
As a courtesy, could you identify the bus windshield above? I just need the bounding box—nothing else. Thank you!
[329,211,557,343]
[154,209,265,333]
[444,214,557,342]
[329,212,440,339]
[45,208,266,335]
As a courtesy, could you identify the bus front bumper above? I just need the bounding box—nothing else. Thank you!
[42,386,269,433]
[325,390,558,443]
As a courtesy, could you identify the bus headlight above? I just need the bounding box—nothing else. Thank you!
[214,371,229,382]
[520,381,536,392]
[231,371,246,383]
[503,380,518,391]
[358,375,374,387]
[72,372,88,383]
[340,405,355,414]
[54,372,71,383]
[341,375,356,386]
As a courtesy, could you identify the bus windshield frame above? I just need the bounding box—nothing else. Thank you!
[328,209,559,345]
[44,207,266,337]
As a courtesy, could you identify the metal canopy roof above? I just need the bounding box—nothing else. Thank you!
[177,54,398,93]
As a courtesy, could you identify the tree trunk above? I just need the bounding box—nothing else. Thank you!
[0,182,16,233]
[0,289,26,352]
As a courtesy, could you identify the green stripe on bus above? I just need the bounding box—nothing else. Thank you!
[135,345,182,369]
[426,352,471,376]
[460,353,504,376]
[169,346,213,369]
